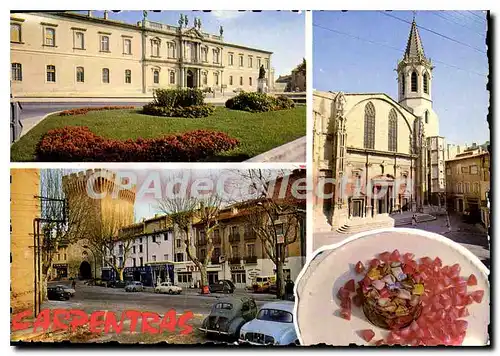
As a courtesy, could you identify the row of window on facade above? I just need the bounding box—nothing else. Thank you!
[455,182,481,194]
[446,164,480,176]
[12,63,147,85]
[401,71,430,96]
[363,102,398,151]
[11,22,134,55]
[11,23,270,71]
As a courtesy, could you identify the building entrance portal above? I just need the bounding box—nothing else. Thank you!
[79,261,92,280]
[186,70,194,88]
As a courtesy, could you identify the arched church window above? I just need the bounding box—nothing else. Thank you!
[411,71,418,92]
[388,108,398,152]
[401,74,405,96]
[425,111,429,124]
[423,72,429,94]
[364,102,376,150]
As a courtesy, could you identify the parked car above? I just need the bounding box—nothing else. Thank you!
[47,286,71,301]
[239,301,298,346]
[199,296,258,339]
[463,208,481,224]
[252,276,276,293]
[125,281,144,292]
[108,280,128,288]
[55,284,75,297]
[155,282,182,295]
[209,280,235,294]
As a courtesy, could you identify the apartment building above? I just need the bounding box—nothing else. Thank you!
[445,147,490,226]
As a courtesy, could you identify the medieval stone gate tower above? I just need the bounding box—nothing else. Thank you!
[62,169,136,279]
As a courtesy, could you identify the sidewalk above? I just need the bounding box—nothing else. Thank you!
[143,286,277,301]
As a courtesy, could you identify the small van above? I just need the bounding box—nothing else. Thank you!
[252,275,276,293]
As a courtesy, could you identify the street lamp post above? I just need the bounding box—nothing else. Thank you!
[83,245,97,280]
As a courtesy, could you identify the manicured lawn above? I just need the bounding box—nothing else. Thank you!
[11,106,306,162]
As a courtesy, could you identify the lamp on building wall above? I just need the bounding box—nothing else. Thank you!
[82,245,97,279]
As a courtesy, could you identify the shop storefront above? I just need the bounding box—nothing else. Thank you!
[230,265,247,289]
[147,262,175,286]
[53,263,68,280]
[174,262,223,289]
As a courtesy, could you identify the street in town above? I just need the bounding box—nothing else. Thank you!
[313,212,490,269]
[13,281,277,344]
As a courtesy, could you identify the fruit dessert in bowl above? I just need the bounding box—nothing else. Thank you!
[295,228,489,346]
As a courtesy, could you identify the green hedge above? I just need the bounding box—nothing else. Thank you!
[152,88,205,108]
[225,92,295,113]
[143,103,215,118]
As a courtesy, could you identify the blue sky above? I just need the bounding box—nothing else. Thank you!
[80,10,305,77]
[313,10,489,145]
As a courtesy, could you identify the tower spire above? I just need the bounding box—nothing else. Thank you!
[404,13,426,60]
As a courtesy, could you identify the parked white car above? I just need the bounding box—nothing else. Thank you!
[56,285,75,297]
[155,282,182,295]
[125,281,144,292]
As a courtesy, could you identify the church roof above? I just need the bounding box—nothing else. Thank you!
[404,19,426,60]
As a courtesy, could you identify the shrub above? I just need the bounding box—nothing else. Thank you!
[152,88,204,108]
[275,95,296,110]
[225,92,295,113]
[35,126,239,162]
[58,106,135,116]
[142,103,215,118]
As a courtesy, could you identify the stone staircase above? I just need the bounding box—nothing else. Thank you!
[392,212,437,227]
[273,91,306,104]
[336,215,395,234]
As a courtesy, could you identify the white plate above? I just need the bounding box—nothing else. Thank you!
[294,228,490,346]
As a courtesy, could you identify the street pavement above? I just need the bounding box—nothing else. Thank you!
[31,282,277,344]
[313,212,490,269]
[44,282,275,317]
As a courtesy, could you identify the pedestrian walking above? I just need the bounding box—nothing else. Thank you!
[412,214,417,226]
[71,279,76,290]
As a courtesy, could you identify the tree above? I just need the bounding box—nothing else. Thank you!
[232,169,306,299]
[85,204,134,281]
[39,169,90,298]
[296,58,306,76]
[156,172,225,293]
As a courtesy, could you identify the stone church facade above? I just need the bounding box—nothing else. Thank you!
[313,18,440,230]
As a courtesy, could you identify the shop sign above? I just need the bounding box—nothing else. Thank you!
[230,265,245,271]
[53,264,68,269]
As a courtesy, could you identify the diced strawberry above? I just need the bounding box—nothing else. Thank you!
[379,251,391,262]
[390,249,401,262]
[442,297,452,310]
[340,297,351,310]
[339,308,351,320]
[433,257,443,267]
[402,252,415,262]
[344,279,356,292]
[370,258,380,268]
[458,307,469,318]
[355,261,365,274]
[403,263,414,275]
[467,274,478,286]
[379,288,390,298]
[470,290,485,303]
[420,256,433,265]
[359,329,375,342]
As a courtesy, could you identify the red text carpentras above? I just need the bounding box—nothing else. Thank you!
[11,309,193,335]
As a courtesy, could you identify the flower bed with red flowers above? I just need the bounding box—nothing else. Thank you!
[58,106,136,116]
[35,126,240,162]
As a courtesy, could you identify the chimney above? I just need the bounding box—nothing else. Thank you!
[104,10,109,20]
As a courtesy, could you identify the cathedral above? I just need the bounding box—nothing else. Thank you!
[313,18,445,230]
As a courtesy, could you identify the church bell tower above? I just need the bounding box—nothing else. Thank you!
[396,15,439,137]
